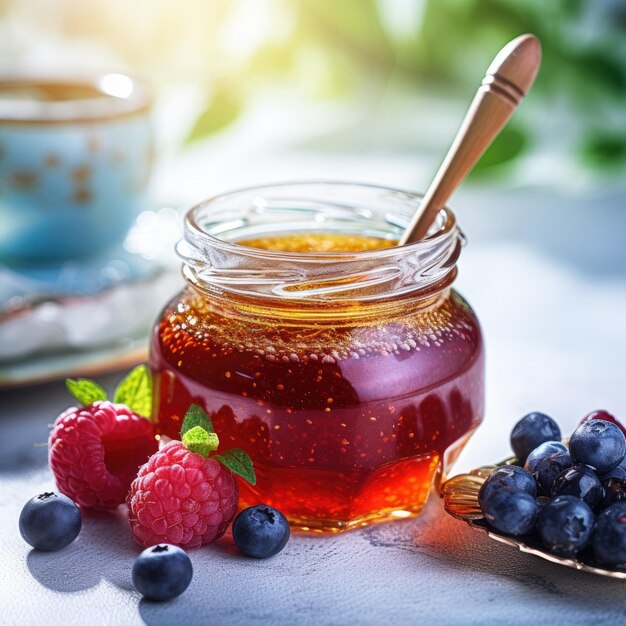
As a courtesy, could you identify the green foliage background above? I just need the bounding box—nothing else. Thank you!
[186,0,626,178]
[4,0,622,178]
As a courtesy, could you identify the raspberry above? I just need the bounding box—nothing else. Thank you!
[49,401,158,510]
[127,440,239,549]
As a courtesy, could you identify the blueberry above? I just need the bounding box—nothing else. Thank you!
[510,412,561,463]
[551,465,604,509]
[591,502,626,568]
[537,495,595,557]
[480,486,538,536]
[132,544,193,601]
[19,492,81,551]
[579,409,626,437]
[569,419,626,474]
[601,478,626,509]
[535,496,551,513]
[600,458,626,481]
[524,441,567,475]
[535,450,573,495]
[478,465,536,509]
[232,505,290,558]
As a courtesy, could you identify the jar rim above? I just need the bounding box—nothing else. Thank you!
[184,180,458,262]
[179,181,463,304]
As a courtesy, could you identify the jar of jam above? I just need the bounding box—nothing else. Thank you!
[151,182,484,532]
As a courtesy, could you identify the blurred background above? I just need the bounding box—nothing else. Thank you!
[1,0,626,461]
[2,1,626,193]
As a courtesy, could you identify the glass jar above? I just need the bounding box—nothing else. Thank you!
[151,182,484,532]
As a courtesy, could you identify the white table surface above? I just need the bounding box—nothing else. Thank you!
[2,155,626,625]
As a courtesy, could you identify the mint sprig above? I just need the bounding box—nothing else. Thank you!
[179,404,256,485]
[113,364,152,418]
[182,425,220,457]
[214,449,256,486]
[65,364,153,420]
[66,378,107,406]
[180,404,215,437]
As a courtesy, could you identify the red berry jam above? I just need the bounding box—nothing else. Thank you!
[151,232,484,531]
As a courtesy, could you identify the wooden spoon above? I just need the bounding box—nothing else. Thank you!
[400,33,542,245]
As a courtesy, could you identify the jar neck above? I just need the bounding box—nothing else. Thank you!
[176,182,465,322]
[185,274,456,324]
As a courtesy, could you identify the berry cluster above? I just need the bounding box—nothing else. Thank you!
[479,410,626,568]
[19,366,291,601]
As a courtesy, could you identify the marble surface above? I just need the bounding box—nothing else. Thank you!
[2,159,626,624]
[3,387,626,626]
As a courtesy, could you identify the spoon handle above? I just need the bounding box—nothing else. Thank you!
[400,34,541,245]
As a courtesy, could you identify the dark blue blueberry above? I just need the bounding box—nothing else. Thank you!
[537,495,595,557]
[535,450,573,495]
[524,441,567,475]
[601,478,626,509]
[19,492,81,551]
[600,458,626,481]
[535,496,551,513]
[569,419,626,474]
[480,486,538,536]
[579,410,625,436]
[592,502,626,568]
[601,460,626,509]
[132,544,192,601]
[551,465,604,509]
[478,465,536,509]
[232,505,290,558]
[510,412,561,463]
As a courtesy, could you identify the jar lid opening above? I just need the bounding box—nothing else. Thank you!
[178,181,463,303]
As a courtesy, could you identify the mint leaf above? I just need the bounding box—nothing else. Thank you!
[182,425,219,458]
[66,378,107,406]
[113,365,152,418]
[214,449,256,485]
[180,404,215,438]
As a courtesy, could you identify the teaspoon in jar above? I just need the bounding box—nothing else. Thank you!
[400,33,542,245]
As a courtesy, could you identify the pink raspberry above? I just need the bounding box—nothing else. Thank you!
[127,440,239,549]
[49,401,158,510]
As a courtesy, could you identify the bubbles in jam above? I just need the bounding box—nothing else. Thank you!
[151,233,484,531]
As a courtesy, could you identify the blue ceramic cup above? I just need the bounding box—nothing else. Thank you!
[0,73,152,262]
